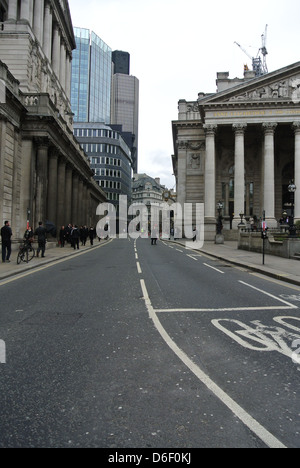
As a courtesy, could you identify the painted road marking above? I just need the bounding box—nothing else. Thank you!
[204,263,225,274]
[155,305,294,313]
[140,278,286,449]
[239,281,298,309]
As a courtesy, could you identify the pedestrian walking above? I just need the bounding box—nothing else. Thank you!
[71,225,80,250]
[1,221,12,263]
[89,227,96,246]
[35,221,47,258]
[59,226,66,247]
[151,227,158,245]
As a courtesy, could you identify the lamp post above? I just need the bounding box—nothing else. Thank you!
[239,212,245,226]
[288,180,297,237]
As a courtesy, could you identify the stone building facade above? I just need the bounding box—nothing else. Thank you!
[172,63,300,240]
[0,0,106,239]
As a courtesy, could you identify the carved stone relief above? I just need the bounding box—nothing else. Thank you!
[187,142,205,174]
[228,74,300,102]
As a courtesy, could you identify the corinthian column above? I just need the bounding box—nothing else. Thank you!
[47,149,59,224]
[263,122,277,227]
[204,125,217,219]
[233,124,247,228]
[33,0,44,44]
[52,23,61,77]
[203,124,217,240]
[43,2,53,61]
[293,122,300,223]
[35,142,49,223]
[20,0,33,25]
[7,0,18,22]
[57,158,66,229]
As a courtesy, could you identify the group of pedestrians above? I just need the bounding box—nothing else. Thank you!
[1,220,47,263]
[59,224,97,250]
[1,220,98,264]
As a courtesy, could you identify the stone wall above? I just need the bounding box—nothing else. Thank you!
[238,231,300,259]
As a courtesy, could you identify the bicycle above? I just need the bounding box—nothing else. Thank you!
[17,241,35,264]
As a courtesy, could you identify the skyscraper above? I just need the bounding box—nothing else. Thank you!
[111,71,139,173]
[112,50,130,75]
[71,28,112,123]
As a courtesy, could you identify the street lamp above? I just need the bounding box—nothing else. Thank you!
[239,212,245,225]
[288,180,297,237]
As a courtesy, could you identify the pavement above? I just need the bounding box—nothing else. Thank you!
[1,238,300,287]
[0,240,109,281]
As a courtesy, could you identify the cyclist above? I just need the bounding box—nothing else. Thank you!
[24,226,34,246]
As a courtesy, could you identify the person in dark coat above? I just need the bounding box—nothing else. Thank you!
[89,227,96,246]
[71,225,80,250]
[1,221,12,263]
[35,221,47,258]
[59,226,66,247]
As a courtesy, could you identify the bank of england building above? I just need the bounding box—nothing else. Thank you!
[172,63,300,240]
[0,0,106,239]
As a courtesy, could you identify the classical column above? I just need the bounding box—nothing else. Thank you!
[203,124,217,240]
[72,173,79,224]
[60,42,66,90]
[204,125,217,219]
[57,158,66,229]
[33,0,44,44]
[78,179,83,225]
[20,0,33,25]
[43,2,53,61]
[65,166,73,224]
[293,122,300,223]
[52,23,61,78]
[263,123,277,227]
[65,54,72,100]
[35,142,49,223]
[176,140,188,209]
[7,0,18,22]
[233,124,247,228]
[47,149,58,224]
[83,185,89,226]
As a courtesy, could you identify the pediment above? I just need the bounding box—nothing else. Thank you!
[227,74,300,103]
[200,62,300,106]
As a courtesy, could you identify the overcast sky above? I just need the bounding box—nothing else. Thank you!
[68,0,300,189]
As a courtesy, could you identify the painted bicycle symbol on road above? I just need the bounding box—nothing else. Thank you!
[212,316,300,364]
[280,294,300,302]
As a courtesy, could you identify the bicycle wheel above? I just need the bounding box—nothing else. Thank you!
[27,246,35,262]
[17,251,24,264]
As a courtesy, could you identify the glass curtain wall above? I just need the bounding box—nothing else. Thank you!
[71,28,112,124]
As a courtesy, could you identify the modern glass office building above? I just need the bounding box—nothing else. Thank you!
[71,28,112,123]
[74,123,133,209]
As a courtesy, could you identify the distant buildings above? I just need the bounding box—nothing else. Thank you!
[74,123,133,209]
[70,27,139,208]
[71,27,112,124]
[132,174,166,207]
[111,72,139,173]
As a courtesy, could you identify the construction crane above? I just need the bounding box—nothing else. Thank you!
[234,25,268,77]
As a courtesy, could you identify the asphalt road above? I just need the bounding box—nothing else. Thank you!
[0,238,299,448]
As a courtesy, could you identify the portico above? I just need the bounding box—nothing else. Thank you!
[172,62,300,240]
